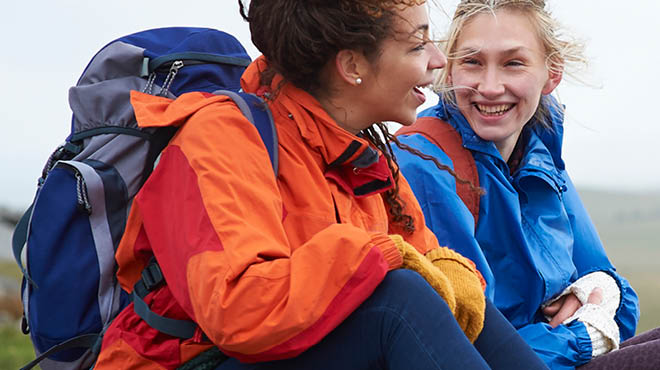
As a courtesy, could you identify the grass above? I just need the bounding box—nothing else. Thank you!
[0,261,34,369]
[0,260,22,281]
[579,189,660,334]
[0,325,35,370]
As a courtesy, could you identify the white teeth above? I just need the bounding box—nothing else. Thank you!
[475,104,513,115]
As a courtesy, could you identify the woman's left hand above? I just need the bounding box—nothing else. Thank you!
[543,288,603,327]
[426,247,486,342]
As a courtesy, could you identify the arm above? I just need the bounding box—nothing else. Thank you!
[544,272,620,356]
[517,320,593,369]
[130,95,403,362]
[393,174,487,342]
[520,173,640,368]
[561,174,640,342]
[394,134,495,300]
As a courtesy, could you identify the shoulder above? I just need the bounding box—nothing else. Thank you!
[169,95,267,157]
[394,132,456,170]
[392,134,461,205]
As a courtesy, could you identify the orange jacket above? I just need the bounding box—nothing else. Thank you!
[95,57,439,369]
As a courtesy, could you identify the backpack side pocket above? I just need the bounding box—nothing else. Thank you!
[25,160,129,365]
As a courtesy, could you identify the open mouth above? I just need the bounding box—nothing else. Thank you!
[412,83,433,103]
[413,84,431,103]
[474,103,514,116]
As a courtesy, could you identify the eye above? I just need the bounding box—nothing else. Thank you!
[461,58,479,65]
[412,43,426,51]
[506,60,524,67]
[412,40,429,52]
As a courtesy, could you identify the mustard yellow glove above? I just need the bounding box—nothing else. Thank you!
[389,235,456,314]
[426,247,486,343]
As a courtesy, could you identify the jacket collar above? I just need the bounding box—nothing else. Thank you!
[241,56,393,198]
[422,96,566,182]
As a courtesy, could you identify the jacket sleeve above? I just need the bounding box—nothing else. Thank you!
[560,173,640,341]
[393,134,495,300]
[518,320,592,369]
[133,99,402,362]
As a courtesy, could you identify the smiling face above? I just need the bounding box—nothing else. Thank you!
[357,4,447,128]
[449,9,560,160]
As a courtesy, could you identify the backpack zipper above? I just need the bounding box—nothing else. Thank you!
[74,171,92,215]
[143,59,185,96]
[158,60,184,96]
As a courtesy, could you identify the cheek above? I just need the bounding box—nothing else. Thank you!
[396,65,423,90]
[452,83,473,104]
[510,74,546,101]
[450,69,476,87]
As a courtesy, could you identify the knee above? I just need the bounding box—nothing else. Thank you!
[381,269,430,292]
[369,269,452,313]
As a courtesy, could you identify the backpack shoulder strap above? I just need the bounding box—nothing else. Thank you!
[12,92,280,286]
[396,116,480,225]
[131,91,279,343]
[214,90,279,175]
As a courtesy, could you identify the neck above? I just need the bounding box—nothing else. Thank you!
[495,126,525,162]
[496,141,515,162]
[317,93,369,136]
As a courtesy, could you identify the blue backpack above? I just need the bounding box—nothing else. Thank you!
[12,27,278,370]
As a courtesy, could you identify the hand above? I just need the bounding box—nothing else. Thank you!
[543,288,603,328]
[426,247,486,342]
[389,235,457,313]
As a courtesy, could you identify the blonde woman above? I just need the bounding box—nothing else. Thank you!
[391,1,659,369]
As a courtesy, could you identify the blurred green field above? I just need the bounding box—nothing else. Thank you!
[0,324,34,370]
[0,189,658,368]
[579,189,660,333]
[0,260,33,370]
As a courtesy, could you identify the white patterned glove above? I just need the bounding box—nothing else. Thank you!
[545,271,621,357]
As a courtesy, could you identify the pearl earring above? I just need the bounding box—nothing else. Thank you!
[356,77,363,85]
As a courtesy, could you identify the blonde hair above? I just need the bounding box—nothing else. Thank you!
[437,0,587,128]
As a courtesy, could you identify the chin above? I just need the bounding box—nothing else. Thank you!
[397,111,418,126]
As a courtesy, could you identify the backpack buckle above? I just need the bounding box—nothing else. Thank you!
[141,259,165,291]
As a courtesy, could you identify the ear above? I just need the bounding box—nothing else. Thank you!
[542,69,563,95]
[334,49,368,86]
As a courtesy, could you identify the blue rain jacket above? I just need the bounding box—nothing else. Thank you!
[393,99,639,370]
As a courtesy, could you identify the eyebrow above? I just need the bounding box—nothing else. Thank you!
[456,45,533,56]
[405,24,429,41]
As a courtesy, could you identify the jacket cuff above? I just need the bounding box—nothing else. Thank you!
[373,234,403,270]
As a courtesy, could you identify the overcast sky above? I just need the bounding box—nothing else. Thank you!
[1,1,659,210]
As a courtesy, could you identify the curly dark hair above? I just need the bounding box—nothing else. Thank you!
[238,0,425,94]
[238,0,471,234]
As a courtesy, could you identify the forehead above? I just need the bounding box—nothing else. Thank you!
[456,9,544,54]
[392,4,430,39]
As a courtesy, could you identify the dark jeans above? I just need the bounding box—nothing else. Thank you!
[578,327,660,370]
[217,269,548,370]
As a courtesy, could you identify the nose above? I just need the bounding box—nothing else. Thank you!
[428,42,447,71]
[477,67,505,98]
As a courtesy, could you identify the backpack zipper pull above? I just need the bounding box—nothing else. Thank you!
[158,60,184,96]
[75,172,92,214]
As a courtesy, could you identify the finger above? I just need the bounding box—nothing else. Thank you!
[542,297,565,316]
[587,287,603,305]
[548,295,581,328]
